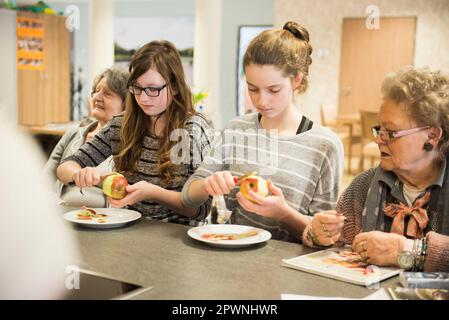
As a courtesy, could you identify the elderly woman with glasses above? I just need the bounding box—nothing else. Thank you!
[303,67,449,272]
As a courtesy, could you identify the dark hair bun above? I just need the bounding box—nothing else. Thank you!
[283,21,310,42]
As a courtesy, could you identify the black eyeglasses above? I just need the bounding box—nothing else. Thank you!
[128,84,167,97]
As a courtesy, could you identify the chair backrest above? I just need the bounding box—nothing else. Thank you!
[320,103,338,127]
[359,110,378,143]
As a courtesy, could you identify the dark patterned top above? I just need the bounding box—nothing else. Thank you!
[63,113,214,225]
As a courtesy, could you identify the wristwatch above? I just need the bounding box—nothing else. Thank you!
[397,251,414,270]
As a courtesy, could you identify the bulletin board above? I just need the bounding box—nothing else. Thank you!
[16,17,45,71]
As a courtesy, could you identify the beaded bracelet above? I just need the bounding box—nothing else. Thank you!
[410,238,428,271]
[411,239,422,271]
[417,238,428,271]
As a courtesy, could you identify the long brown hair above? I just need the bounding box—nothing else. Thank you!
[243,21,313,94]
[114,40,196,184]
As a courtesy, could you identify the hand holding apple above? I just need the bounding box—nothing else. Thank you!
[238,173,269,203]
[102,172,128,200]
[108,181,161,208]
[237,179,290,220]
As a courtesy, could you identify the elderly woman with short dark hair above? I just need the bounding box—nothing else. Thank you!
[304,67,449,272]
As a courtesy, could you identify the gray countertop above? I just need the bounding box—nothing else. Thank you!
[70,218,398,299]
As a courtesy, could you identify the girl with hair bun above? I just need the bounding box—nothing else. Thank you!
[182,22,344,242]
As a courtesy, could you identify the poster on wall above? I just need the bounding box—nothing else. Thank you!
[114,16,194,85]
[16,17,45,71]
[236,25,272,116]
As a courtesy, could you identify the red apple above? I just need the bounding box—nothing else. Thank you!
[102,173,128,199]
[239,174,268,203]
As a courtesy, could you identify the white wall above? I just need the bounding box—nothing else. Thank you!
[219,0,274,128]
[194,0,274,129]
[0,9,17,124]
[276,0,449,123]
[90,0,114,84]
[115,0,195,16]
[194,0,223,128]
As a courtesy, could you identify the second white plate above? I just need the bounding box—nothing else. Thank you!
[188,224,271,248]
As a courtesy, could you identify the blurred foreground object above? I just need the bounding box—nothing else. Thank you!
[0,114,77,299]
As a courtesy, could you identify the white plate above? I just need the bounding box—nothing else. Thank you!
[64,208,141,229]
[188,224,271,248]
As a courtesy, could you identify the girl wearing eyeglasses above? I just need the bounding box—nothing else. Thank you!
[304,67,449,272]
[57,40,214,225]
[181,22,344,242]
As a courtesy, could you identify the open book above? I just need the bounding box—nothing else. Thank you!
[282,247,401,286]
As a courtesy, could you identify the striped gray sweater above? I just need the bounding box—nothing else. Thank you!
[181,112,344,241]
[64,113,214,225]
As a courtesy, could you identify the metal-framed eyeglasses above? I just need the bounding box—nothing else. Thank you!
[128,84,167,97]
[371,125,431,142]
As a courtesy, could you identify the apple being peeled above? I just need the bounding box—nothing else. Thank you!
[239,175,268,203]
[102,173,128,199]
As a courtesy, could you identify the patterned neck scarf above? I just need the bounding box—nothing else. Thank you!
[383,191,431,239]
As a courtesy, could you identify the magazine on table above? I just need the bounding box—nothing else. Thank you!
[282,246,401,287]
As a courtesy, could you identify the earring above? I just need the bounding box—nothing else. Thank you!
[423,142,433,152]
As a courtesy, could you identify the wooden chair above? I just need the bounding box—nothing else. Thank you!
[358,110,380,172]
[320,103,339,128]
[320,103,360,173]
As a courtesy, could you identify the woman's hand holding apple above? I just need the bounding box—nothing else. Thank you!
[102,173,128,199]
[238,174,268,202]
[108,181,161,208]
